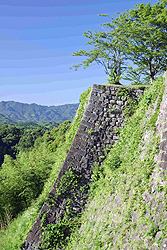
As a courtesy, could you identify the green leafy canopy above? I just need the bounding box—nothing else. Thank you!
[71,0,167,85]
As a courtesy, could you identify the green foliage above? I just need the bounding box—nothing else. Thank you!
[66,87,91,146]
[16,121,59,130]
[114,1,167,83]
[37,121,59,130]
[40,214,79,250]
[116,88,131,99]
[0,125,22,147]
[0,125,23,166]
[70,28,126,84]
[16,128,45,150]
[124,98,138,117]
[90,164,105,192]
[0,87,90,250]
[26,89,91,250]
[0,149,53,219]
[66,76,166,249]
[43,120,71,152]
[0,124,48,167]
[123,65,149,85]
[116,88,138,117]
[88,128,93,134]
[40,168,83,249]
[71,0,167,84]
[0,121,71,221]
[40,219,70,249]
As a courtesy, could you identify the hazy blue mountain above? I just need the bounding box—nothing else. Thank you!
[0,101,79,124]
[0,113,16,125]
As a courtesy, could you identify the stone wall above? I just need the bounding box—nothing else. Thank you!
[144,72,167,250]
[21,84,144,250]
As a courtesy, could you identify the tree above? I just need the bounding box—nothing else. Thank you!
[114,0,167,84]
[0,121,71,220]
[0,125,23,166]
[71,0,167,85]
[70,26,126,84]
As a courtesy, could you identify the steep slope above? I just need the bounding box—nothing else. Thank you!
[20,75,167,249]
[65,75,167,249]
[0,74,167,250]
[21,84,145,249]
[0,101,79,123]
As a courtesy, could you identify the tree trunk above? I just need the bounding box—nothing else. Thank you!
[148,59,154,84]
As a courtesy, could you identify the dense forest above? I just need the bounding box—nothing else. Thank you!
[0,122,62,166]
[0,120,71,223]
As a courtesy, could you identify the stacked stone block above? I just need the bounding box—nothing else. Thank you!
[21,84,144,250]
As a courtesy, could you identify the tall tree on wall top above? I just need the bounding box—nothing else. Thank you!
[70,27,126,84]
[71,0,167,85]
[116,0,167,84]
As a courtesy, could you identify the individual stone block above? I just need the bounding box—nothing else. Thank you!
[116,100,123,105]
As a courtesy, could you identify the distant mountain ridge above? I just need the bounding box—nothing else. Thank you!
[0,113,16,125]
[0,101,79,124]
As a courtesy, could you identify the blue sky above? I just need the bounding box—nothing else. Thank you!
[0,0,158,106]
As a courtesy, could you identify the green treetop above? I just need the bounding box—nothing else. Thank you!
[71,0,167,85]
[70,24,127,84]
[115,0,167,84]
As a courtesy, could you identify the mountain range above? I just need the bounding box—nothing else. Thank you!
[0,101,79,125]
[0,113,15,125]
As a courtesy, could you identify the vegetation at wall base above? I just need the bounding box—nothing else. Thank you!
[39,168,84,250]
[0,88,91,250]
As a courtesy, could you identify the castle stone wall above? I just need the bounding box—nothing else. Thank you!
[21,84,144,250]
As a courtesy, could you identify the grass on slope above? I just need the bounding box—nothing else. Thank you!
[66,76,167,249]
[0,88,91,250]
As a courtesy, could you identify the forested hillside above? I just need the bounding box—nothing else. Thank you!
[0,120,72,226]
[0,101,79,124]
[0,114,16,125]
[0,88,91,249]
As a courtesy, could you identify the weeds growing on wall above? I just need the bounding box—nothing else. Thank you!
[116,87,139,117]
[39,168,84,249]
[65,76,166,249]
